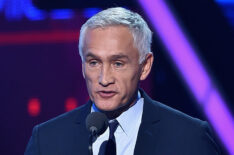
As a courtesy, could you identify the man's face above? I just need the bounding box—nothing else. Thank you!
[82,26,151,112]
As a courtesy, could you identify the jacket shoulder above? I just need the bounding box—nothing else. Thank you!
[146,100,220,154]
[153,100,203,127]
[38,103,89,130]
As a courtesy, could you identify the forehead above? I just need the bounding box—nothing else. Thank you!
[82,26,139,59]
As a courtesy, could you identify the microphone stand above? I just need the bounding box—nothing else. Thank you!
[88,129,97,155]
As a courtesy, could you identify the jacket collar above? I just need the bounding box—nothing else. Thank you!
[140,88,160,124]
[74,100,92,124]
[134,89,161,155]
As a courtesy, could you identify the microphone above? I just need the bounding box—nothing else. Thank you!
[86,112,108,155]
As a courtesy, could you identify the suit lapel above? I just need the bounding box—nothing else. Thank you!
[134,90,161,155]
[72,91,161,155]
[72,101,92,155]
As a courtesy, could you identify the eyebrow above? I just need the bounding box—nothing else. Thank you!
[84,52,130,61]
[84,53,100,60]
[109,54,129,61]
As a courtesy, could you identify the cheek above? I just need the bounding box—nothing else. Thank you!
[84,70,98,90]
[118,69,140,91]
[84,71,99,101]
[85,67,99,81]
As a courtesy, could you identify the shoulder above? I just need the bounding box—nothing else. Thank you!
[141,90,220,154]
[153,101,219,153]
[25,103,91,154]
[141,89,205,130]
[154,100,203,127]
[147,97,208,135]
[36,103,90,131]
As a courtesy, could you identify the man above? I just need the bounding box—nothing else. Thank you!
[25,7,220,155]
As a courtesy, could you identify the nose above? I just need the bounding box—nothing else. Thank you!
[98,65,114,87]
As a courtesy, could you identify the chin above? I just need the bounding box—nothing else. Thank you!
[95,102,118,112]
[98,105,117,112]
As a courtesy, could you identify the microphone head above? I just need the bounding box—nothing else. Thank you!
[86,112,108,136]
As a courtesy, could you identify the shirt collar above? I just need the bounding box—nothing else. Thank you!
[91,91,144,136]
[116,91,143,136]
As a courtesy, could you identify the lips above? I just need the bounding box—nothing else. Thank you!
[97,91,117,98]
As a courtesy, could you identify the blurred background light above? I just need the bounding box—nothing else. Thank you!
[65,97,78,112]
[50,9,74,19]
[28,98,41,117]
[138,0,234,154]
[83,8,101,18]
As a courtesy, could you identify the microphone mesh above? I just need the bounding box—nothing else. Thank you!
[86,112,108,136]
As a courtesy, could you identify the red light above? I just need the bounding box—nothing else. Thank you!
[0,30,79,45]
[28,98,41,117]
[65,97,78,112]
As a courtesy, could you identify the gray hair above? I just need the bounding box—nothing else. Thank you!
[78,7,153,63]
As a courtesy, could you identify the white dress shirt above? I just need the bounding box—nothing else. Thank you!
[91,92,144,155]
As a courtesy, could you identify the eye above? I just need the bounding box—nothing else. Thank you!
[88,60,99,67]
[114,61,124,68]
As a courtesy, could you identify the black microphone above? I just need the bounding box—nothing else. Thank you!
[86,112,108,155]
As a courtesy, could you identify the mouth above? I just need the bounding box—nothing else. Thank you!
[97,91,117,99]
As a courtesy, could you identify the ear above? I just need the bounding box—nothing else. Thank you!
[140,52,154,81]
[82,63,86,79]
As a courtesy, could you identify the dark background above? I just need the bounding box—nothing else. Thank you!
[0,0,233,154]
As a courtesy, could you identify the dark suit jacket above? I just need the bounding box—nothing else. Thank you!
[25,90,220,155]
